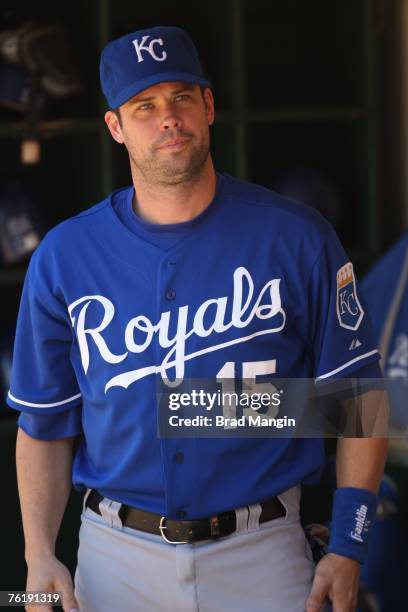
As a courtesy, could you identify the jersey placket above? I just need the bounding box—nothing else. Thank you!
[156,249,197,521]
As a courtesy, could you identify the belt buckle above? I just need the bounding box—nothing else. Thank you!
[159,516,190,544]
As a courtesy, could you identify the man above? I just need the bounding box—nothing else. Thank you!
[362,231,408,415]
[8,26,388,612]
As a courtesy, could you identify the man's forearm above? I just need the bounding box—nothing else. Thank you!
[336,437,388,492]
[336,389,389,492]
[16,427,75,564]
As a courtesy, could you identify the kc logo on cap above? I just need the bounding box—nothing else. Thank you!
[100,25,211,109]
[132,36,167,63]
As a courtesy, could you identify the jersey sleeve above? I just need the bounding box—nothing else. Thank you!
[307,229,380,381]
[17,404,83,440]
[6,245,82,416]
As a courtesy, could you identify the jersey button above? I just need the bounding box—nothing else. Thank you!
[166,289,176,300]
[178,510,187,519]
[174,452,184,464]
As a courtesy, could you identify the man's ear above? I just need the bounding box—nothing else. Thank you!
[203,88,215,126]
[104,110,125,144]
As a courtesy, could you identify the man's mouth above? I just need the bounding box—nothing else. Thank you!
[158,137,191,150]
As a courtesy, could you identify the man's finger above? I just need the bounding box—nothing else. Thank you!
[305,573,330,612]
[55,580,79,612]
[332,592,358,612]
[61,589,79,612]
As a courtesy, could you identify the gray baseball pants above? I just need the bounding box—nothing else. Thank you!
[74,485,315,611]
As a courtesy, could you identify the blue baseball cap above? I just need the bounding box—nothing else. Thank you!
[100,26,211,109]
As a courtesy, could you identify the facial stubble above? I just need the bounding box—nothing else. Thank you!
[126,130,211,186]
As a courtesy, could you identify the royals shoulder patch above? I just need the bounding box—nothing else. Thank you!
[336,262,364,331]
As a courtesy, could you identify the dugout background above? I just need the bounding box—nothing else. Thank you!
[0,0,407,603]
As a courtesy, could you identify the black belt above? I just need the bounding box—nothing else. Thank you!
[85,489,286,544]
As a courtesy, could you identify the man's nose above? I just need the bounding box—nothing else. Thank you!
[160,111,182,131]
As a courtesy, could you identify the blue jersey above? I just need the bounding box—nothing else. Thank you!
[7,173,380,519]
[361,232,408,427]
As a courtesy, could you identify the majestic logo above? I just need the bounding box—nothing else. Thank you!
[68,267,286,392]
[336,263,364,331]
[132,36,167,63]
[349,338,362,351]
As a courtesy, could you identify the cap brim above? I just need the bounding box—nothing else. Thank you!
[108,71,212,109]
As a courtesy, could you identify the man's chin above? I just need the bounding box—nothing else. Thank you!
[155,158,207,184]
[136,148,209,184]
[155,168,199,185]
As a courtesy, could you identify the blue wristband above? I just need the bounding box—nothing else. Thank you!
[327,487,378,563]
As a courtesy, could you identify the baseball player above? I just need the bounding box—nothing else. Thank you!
[362,231,408,427]
[8,26,388,612]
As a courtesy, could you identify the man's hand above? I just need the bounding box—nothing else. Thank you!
[25,553,79,612]
[305,553,360,612]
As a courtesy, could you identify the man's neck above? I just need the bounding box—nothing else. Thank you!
[131,158,218,225]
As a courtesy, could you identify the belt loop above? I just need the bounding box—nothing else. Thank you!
[98,497,124,530]
[247,503,262,531]
[235,506,249,534]
[277,485,301,522]
[82,488,92,514]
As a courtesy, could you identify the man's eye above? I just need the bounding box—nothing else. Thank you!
[175,94,190,102]
[138,103,153,111]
